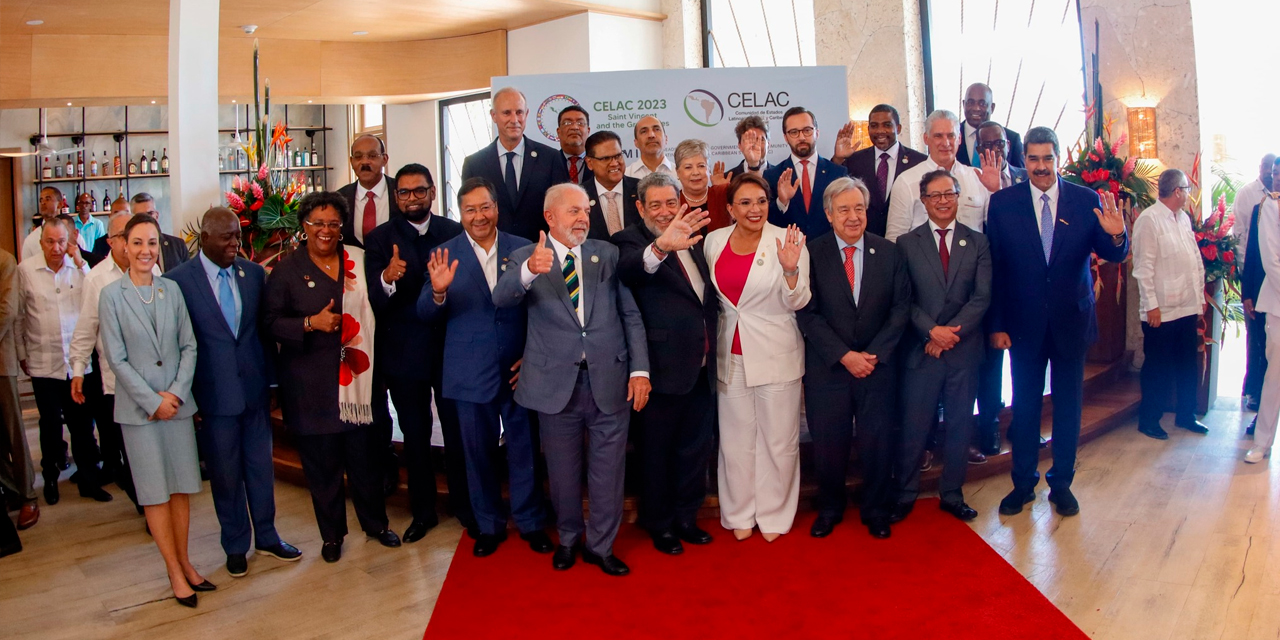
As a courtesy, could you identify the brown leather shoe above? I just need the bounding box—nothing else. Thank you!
[919,450,934,472]
[967,446,988,465]
[17,502,39,530]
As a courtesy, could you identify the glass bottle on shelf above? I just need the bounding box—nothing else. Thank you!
[54,155,64,179]
[77,152,84,178]
[60,197,69,215]
[89,153,98,177]
[128,157,138,175]
[102,188,111,212]
[114,151,122,175]
[311,144,319,167]
[103,151,112,176]
[138,151,148,175]
[150,151,159,174]
[218,151,224,171]
[65,155,73,178]
[41,154,52,180]
[88,189,96,211]
[160,148,169,173]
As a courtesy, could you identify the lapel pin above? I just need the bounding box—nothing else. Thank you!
[501,264,508,272]
[590,255,599,263]
[959,239,967,247]
[158,288,165,299]
[869,247,876,254]
[531,150,538,158]
[756,258,764,266]
[238,269,245,277]
[1060,219,1069,225]
[308,281,316,288]
[589,199,597,207]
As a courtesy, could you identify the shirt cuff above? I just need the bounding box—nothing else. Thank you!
[71,361,87,378]
[776,197,789,211]
[629,371,650,379]
[642,244,665,274]
[520,260,537,289]
[381,274,396,296]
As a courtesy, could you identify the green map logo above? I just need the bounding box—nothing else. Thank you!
[684,90,724,127]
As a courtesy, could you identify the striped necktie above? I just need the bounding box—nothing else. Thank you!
[563,251,579,311]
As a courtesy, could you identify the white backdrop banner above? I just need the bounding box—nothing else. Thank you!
[491,66,850,167]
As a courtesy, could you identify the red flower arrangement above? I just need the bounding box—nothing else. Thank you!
[1194,195,1239,285]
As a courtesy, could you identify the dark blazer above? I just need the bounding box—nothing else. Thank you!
[336,174,403,250]
[728,159,773,178]
[797,232,911,388]
[461,137,569,243]
[167,255,274,416]
[263,249,353,436]
[764,156,849,239]
[585,177,641,242]
[986,179,1129,358]
[159,233,188,274]
[1242,203,1265,302]
[561,151,592,185]
[91,236,110,264]
[417,231,530,404]
[612,223,719,396]
[896,222,991,369]
[958,122,1025,169]
[839,145,929,237]
[363,215,464,383]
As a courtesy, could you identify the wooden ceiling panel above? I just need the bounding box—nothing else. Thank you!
[1,0,169,36]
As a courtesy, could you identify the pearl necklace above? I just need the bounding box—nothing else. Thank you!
[127,270,155,305]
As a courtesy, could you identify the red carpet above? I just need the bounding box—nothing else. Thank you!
[426,500,1086,639]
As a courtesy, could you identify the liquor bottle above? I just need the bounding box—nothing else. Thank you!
[150,151,158,174]
[65,155,73,178]
[42,154,52,180]
[137,151,148,175]
[60,197,69,215]
[54,157,64,179]
[310,144,319,167]
[160,148,169,173]
[103,151,112,176]
[101,188,110,212]
[77,152,85,178]
[88,189,96,211]
[128,158,138,175]
[218,151,224,171]
[89,153,98,177]
[113,151,122,175]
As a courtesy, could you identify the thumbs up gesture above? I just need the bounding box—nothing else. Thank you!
[382,244,408,283]
[528,231,554,275]
[311,299,341,333]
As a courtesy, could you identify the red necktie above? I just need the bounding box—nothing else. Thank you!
[672,251,709,355]
[842,245,857,297]
[362,191,377,239]
[937,228,950,277]
[568,156,580,184]
[800,159,812,211]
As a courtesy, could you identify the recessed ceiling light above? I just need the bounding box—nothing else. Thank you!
[232,99,237,103]
[26,20,43,26]
[151,100,156,104]
[352,31,368,36]
[66,102,72,106]
[307,100,313,103]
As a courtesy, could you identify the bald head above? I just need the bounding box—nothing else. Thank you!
[1262,153,1278,187]
[963,83,995,128]
[490,87,529,149]
[199,207,242,269]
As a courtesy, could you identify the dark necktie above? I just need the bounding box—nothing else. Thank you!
[362,191,377,239]
[876,152,889,197]
[504,151,519,202]
[800,159,812,211]
[936,228,950,277]
[568,156,580,184]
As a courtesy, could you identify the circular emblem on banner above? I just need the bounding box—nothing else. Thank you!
[536,94,582,142]
[684,90,725,127]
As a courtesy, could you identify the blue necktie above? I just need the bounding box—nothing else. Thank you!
[218,268,238,338]
[504,151,519,202]
[1039,193,1054,263]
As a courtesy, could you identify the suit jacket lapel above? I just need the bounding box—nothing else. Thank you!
[154,279,172,352]
[546,240,579,322]
[822,236,858,309]
[1048,181,1070,269]
[917,226,947,289]
[119,279,163,354]
[945,225,970,290]
[581,244,600,326]
[190,261,236,340]
[515,138,537,207]
[455,235,487,297]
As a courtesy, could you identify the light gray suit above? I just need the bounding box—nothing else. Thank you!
[895,221,991,505]
[494,237,648,556]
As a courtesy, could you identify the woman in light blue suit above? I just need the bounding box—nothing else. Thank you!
[99,214,212,608]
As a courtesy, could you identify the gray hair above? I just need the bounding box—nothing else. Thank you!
[130,192,155,205]
[919,169,960,198]
[1157,168,1188,199]
[544,182,588,211]
[672,139,709,168]
[1024,126,1060,157]
[924,109,960,134]
[637,172,681,204]
[822,176,872,215]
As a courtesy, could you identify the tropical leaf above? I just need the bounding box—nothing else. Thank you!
[1210,165,1244,209]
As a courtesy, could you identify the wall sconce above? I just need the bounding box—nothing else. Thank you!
[850,120,872,150]
[1127,107,1157,159]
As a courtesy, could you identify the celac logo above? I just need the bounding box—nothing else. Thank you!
[684,90,724,127]
[536,94,581,142]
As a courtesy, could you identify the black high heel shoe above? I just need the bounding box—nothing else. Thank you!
[175,592,198,608]
[187,579,217,592]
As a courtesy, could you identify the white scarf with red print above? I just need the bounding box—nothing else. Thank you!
[337,246,375,424]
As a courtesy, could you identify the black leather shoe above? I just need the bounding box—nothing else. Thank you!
[367,529,401,548]
[43,482,59,506]
[582,551,630,576]
[520,530,554,554]
[1138,423,1169,440]
[1048,488,1080,516]
[402,519,437,543]
[651,530,684,555]
[226,554,248,577]
[188,579,217,592]
[321,541,342,563]
[175,593,198,608]
[888,502,914,524]
[256,541,302,562]
[472,532,507,557]
[673,523,713,545]
[979,426,1002,456]
[78,484,112,503]
[552,545,577,570]
[1175,420,1209,434]
[810,514,841,538]
[865,517,891,539]
[998,489,1036,515]
[0,540,21,558]
[940,500,979,521]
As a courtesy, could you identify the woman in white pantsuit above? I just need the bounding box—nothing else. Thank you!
[704,173,811,541]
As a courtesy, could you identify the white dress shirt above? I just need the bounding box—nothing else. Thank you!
[625,156,674,179]
[885,158,990,241]
[199,251,243,328]
[642,243,707,303]
[1029,180,1060,234]
[963,122,981,165]
[777,153,824,210]
[1131,201,1206,323]
[836,234,866,304]
[70,257,160,393]
[469,233,499,292]
[16,255,90,379]
[22,226,87,263]
[594,178,626,234]
[380,216,431,296]
[1231,178,1269,267]
[874,142,903,191]
[354,176,390,245]
[927,219,957,254]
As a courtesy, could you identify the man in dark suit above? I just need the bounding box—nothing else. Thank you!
[797,177,910,539]
[765,106,850,238]
[335,134,402,250]
[461,87,569,242]
[417,177,553,558]
[1239,158,1278,436]
[958,83,1024,169]
[613,173,717,555]
[493,183,650,577]
[895,170,991,522]
[987,127,1128,517]
[583,131,641,242]
[167,208,303,576]
[727,115,772,178]
[363,164,473,542]
[557,105,591,185]
[128,193,188,273]
[831,105,928,237]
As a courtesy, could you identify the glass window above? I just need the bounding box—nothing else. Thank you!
[706,0,815,68]
[440,93,493,221]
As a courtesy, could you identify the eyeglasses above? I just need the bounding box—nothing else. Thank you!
[396,187,433,199]
[922,191,960,202]
[590,152,626,164]
[733,197,769,208]
[350,153,385,162]
[977,140,1007,150]
[303,220,342,231]
[962,99,990,110]
[784,127,815,138]
[462,203,496,215]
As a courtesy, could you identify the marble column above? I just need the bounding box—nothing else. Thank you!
[661,0,704,69]
[168,0,221,234]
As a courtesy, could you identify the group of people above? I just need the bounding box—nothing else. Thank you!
[0,79,1261,604]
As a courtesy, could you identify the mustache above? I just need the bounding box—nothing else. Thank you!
[359,164,373,172]
[1032,169,1054,176]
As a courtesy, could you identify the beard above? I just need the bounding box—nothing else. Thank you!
[403,205,431,222]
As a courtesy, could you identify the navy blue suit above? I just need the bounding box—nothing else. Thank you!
[764,156,849,238]
[167,255,282,556]
[461,137,570,243]
[417,231,547,536]
[987,179,1128,491]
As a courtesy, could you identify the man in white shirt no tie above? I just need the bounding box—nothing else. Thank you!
[625,116,675,180]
